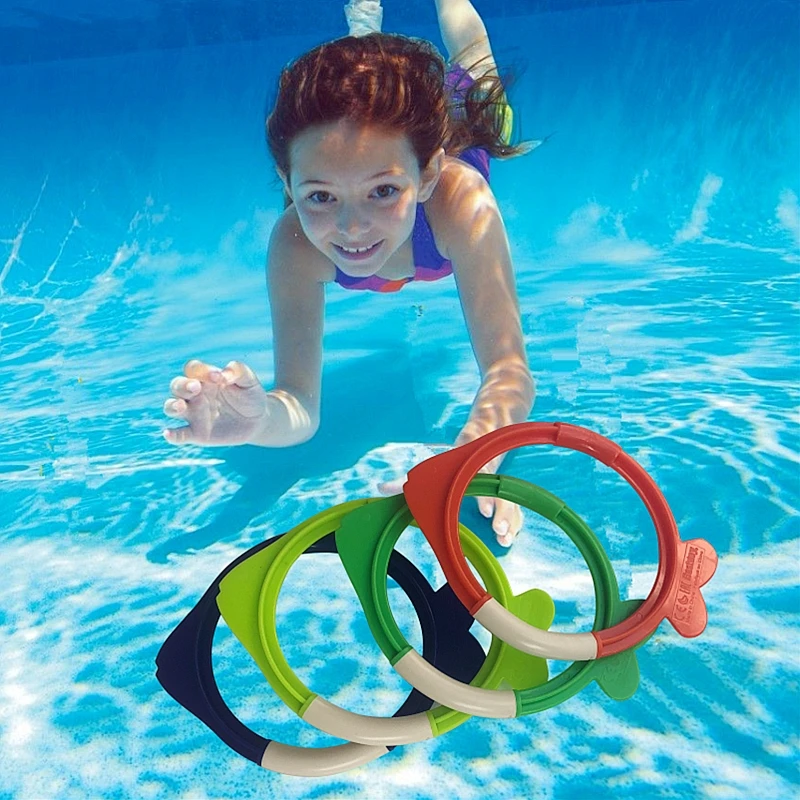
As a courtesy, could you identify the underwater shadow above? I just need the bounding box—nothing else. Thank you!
[148,347,433,562]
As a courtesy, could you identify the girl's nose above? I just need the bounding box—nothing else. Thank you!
[337,205,370,237]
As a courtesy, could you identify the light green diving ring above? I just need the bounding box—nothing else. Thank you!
[335,474,646,724]
[217,496,553,747]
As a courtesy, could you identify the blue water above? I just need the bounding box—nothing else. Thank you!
[1,1,798,798]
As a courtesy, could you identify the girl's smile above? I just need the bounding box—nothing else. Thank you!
[332,240,385,260]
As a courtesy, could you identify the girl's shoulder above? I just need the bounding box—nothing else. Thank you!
[268,205,335,283]
[426,154,501,260]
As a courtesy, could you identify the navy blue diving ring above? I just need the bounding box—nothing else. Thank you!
[155,531,486,776]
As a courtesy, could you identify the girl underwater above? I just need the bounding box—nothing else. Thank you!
[163,0,537,547]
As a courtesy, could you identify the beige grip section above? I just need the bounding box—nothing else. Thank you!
[475,597,598,661]
[394,649,517,718]
[260,741,388,777]
[302,696,434,746]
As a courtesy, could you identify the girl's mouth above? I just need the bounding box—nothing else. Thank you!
[333,240,383,261]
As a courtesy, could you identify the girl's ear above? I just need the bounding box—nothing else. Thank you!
[418,148,445,202]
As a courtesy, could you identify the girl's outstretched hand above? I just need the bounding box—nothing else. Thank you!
[470,463,524,549]
[163,359,269,446]
[451,429,525,548]
[377,450,523,549]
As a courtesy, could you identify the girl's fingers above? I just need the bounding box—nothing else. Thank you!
[478,497,494,518]
[163,398,186,417]
[493,498,523,548]
[163,425,196,445]
[184,359,222,381]
[475,495,523,546]
[222,360,260,389]
[169,376,203,399]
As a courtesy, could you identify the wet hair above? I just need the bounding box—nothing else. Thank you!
[266,33,528,179]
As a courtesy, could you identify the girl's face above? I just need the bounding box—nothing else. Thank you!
[281,119,443,278]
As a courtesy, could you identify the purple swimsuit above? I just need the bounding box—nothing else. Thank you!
[333,64,491,294]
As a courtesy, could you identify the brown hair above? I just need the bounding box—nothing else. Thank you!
[266,33,527,178]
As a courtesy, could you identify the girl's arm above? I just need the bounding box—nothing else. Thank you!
[429,161,535,538]
[258,208,328,445]
[162,208,327,448]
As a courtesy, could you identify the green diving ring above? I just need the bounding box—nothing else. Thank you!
[217,497,553,747]
[335,475,646,721]
[218,477,641,745]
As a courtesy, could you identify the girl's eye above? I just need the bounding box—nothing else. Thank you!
[372,184,399,199]
[308,190,334,204]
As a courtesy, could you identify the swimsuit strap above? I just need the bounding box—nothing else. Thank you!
[411,203,453,282]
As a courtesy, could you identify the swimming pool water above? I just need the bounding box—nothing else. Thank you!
[1,1,798,798]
